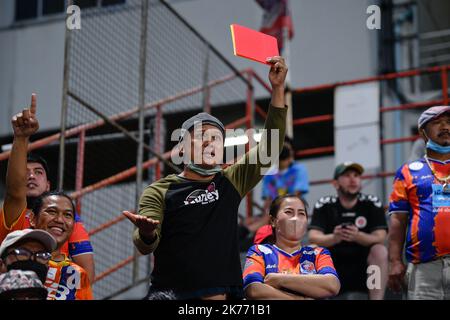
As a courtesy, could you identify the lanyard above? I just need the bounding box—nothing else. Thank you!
[424,155,450,193]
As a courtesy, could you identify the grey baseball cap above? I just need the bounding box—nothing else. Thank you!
[418,106,450,129]
[179,112,225,142]
[0,229,57,258]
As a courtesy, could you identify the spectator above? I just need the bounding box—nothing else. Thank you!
[388,106,450,300]
[247,136,309,234]
[0,96,92,300]
[0,229,56,283]
[243,194,340,300]
[0,270,48,300]
[0,93,95,283]
[308,162,388,300]
[29,191,93,300]
[123,56,288,300]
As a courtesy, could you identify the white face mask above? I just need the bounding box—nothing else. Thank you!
[275,216,306,241]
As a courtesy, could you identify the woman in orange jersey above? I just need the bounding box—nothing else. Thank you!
[243,194,340,299]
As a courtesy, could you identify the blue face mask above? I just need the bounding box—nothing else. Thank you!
[426,139,450,154]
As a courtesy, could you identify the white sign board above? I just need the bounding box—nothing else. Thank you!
[334,82,380,127]
[334,82,380,169]
[335,124,381,169]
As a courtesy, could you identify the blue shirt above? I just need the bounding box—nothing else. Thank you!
[262,162,309,199]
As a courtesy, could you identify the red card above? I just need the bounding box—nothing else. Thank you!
[230,24,279,65]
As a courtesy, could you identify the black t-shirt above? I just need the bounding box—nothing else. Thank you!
[309,193,388,292]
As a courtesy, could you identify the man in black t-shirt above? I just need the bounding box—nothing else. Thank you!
[123,57,288,300]
[308,162,388,300]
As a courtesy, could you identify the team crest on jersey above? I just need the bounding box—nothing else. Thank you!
[355,216,367,229]
[313,248,322,256]
[300,260,316,274]
[183,182,219,205]
[409,162,424,171]
[257,245,273,255]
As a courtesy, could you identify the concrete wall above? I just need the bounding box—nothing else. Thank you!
[0,20,65,136]
[172,0,379,89]
[0,0,14,29]
[0,0,379,137]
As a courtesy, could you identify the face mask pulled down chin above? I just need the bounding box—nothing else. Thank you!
[7,260,49,283]
[187,163,222,176]
[426,139,450,154]
[276,217,305,241]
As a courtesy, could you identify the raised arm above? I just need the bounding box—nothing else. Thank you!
[267,56,287,109]
[3,94,39,227]
[224,57,288,197]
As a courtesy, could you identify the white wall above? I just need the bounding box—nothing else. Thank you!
[1,0,380,137]
[0,0,14,29]
[0,0,386,209]
[171,0,379,89]
[0,20,65,136]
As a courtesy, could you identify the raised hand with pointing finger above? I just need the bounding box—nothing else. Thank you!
[2,93,40,230]
[11,93,39,138]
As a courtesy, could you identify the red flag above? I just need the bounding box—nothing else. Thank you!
[255,0,294,52]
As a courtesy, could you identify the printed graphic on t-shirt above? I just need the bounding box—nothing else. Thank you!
[183,182,220,205]
[46,265,81,300]
[432,184,450,209]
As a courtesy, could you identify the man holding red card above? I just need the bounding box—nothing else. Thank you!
[124,57,288,300]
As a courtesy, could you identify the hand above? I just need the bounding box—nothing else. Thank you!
[267,56,288,89]
[388,260,406,293]
[264,273,283,289]
[332,225,345,245]
[122,210,160,240]
[11,93,39,138]
[341,225,359,242]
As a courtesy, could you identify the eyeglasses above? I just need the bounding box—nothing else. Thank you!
[4,248,52,264]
